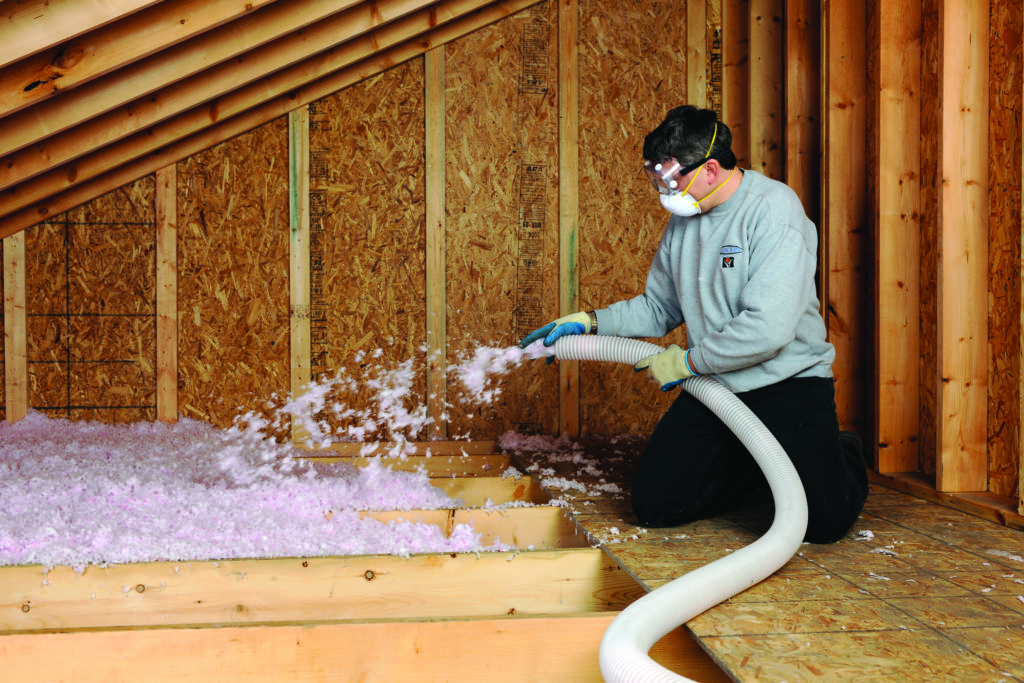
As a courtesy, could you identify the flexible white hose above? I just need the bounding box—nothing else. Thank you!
[551,336,808,683]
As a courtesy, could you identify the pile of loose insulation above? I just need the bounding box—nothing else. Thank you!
[0,343,552,570]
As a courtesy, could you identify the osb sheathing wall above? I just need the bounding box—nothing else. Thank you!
[0,2,685,436]
[1,2,1023,509]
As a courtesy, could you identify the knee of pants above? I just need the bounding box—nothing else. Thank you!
[630,488,705,528]
[803,492,867,544]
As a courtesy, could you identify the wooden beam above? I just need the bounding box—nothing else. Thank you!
[0,0,541,234]
[306,452,513,477]
[0,0,416,188]
[0,0,280,120]
[686,0,707,107]
[936,0,988,492]
[749,0,783,180]
[307,439,498,457]
[2,231,27,421]
[361,507,590,549]
[425,47,448,440]
[721,0,749,166]
[558,0,580,437]
[288,107,312,444]
[433,475,550,506]
[783,0,819,219]
[874,0,920,473]
[0,0,161,69]
[0,614,720,682]
[1,549,632,632]
[155,164,178,423]
[821,2,868,437]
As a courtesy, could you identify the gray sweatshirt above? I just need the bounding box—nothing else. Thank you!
[595,169,835,393]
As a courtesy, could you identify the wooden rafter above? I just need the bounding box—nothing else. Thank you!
[0,0,419,188]
[0,0,539,239]
[0,0,162,69]
[0,0,280,120]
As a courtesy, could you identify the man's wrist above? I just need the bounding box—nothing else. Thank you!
[587,310,598,334]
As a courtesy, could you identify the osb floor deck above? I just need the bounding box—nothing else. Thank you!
[510,441,1024,683]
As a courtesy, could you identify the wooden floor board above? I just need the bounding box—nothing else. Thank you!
[509,441,1024,683]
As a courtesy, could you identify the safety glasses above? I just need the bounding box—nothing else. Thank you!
[643,157,706,196]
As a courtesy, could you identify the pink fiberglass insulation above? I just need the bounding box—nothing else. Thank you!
[0,413,508,571]
[0,343,550,570]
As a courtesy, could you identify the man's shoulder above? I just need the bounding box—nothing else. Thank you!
[740,171,807,218]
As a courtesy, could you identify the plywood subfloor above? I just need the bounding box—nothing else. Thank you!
[511,440,1024,683]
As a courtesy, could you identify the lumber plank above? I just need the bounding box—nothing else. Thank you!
[288,107,312,444]
[0,0,543,238]
[155,164,179,423]
[748,0,783,180]
[0,0,161,70]
[874,0,920,473]
[721,0,749,166]
[686,0,707,107]
[0,0,280,119]
[357,506,589,549]
[424,47,448,440]
[0,615,728,682]
[307,439,497,456]
[0,0,416,188]
[0,549,636,632]
[821,2,868,437]
[2,231,27,421]
[783,0,820,219]
[936,0,988,492]
[433,473,550,506]
[306,452,513,477]
[558,0,581,437]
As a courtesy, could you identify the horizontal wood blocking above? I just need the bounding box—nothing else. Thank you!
[361,506,589,549]
[312,453,513,478]
[0,613,722,682]
[1,548,635,633]
[433,474,550,506]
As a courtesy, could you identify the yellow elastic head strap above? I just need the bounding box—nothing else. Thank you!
[704,122,718,159]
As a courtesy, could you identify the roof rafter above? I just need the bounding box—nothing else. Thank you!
[0,0,541,238]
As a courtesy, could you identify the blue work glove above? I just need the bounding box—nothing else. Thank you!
[633,344,698,391]
[519,311,593,364]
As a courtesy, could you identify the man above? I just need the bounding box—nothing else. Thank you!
[521,105,867,544]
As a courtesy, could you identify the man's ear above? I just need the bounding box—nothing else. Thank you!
[704,158,721,181]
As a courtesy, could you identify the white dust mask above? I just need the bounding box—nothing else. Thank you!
[660,192,702,216]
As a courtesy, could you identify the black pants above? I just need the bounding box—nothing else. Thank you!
[631,376,868,544]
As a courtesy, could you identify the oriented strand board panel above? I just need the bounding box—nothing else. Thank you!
[445,3,561,439]
[22,179,156,424]
[304,61,429,440]
[577,0,689,434]
[986,0,1022,498]
[177,120,290,428]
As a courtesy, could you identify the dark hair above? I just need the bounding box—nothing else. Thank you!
[643,105,737,170]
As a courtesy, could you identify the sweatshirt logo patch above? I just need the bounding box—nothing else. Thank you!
[720,244,741,268]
